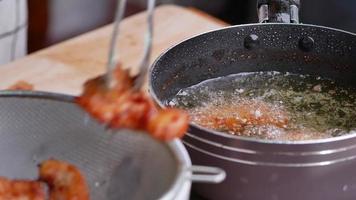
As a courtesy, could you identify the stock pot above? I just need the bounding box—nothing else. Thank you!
[149,0,356,199]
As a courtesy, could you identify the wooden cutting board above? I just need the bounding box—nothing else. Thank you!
[0,5,227,95]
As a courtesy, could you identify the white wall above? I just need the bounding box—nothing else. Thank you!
[47,0,113,43]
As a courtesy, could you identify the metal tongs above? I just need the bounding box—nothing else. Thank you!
[106,0,156,90]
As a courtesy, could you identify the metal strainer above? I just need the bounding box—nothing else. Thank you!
[0,91,225,200]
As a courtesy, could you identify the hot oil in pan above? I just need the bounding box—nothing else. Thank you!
[168,71,356,141]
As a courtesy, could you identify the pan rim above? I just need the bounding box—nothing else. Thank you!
[148,23,356,146]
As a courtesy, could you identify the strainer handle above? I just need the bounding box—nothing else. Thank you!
[187,165,226,183]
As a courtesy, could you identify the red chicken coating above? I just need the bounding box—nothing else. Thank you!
[0,177,45,200]
[76,64,189,141]
[39,159,89,200]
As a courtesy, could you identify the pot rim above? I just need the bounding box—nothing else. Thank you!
[148,23,356,146]
[182,139,356,167]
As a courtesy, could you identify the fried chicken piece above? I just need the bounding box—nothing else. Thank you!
[76,72,156,130]
[76,64,189,141]
[191,99,331,141]
[0,177,45,200]
[76,76,123,123]
[76,67,133,123]
[39,159,89,200]
[191,99,289,134]
[148,108,189,141]
[0,159,89,200]
[8,81,34,91]
[110,91,157,130]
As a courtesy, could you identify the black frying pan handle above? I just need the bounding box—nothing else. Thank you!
[257,0,300,23]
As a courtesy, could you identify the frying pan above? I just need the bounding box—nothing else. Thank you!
[0,91,225,200]
[149,0,356,199]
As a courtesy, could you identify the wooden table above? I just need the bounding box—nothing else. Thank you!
[0,5,226,95]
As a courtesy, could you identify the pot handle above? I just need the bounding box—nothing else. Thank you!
[257,0,300,23]
[187,165,226,183]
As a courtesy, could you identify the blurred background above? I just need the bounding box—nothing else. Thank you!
[28,0,356,53]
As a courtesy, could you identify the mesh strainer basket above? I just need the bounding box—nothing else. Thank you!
[0,91,225,200]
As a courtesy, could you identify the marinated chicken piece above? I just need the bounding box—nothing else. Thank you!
[76,67,133,123]
[8,81,34,91]
[110,91,157,130]
[147,108,190,141]
[39,159,89,200]
[76,64,189,141]
[191,99,289,134]
[191,98,331,140]
[0,178,45,200]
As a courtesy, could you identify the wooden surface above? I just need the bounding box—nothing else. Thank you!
[0,5,227,95]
